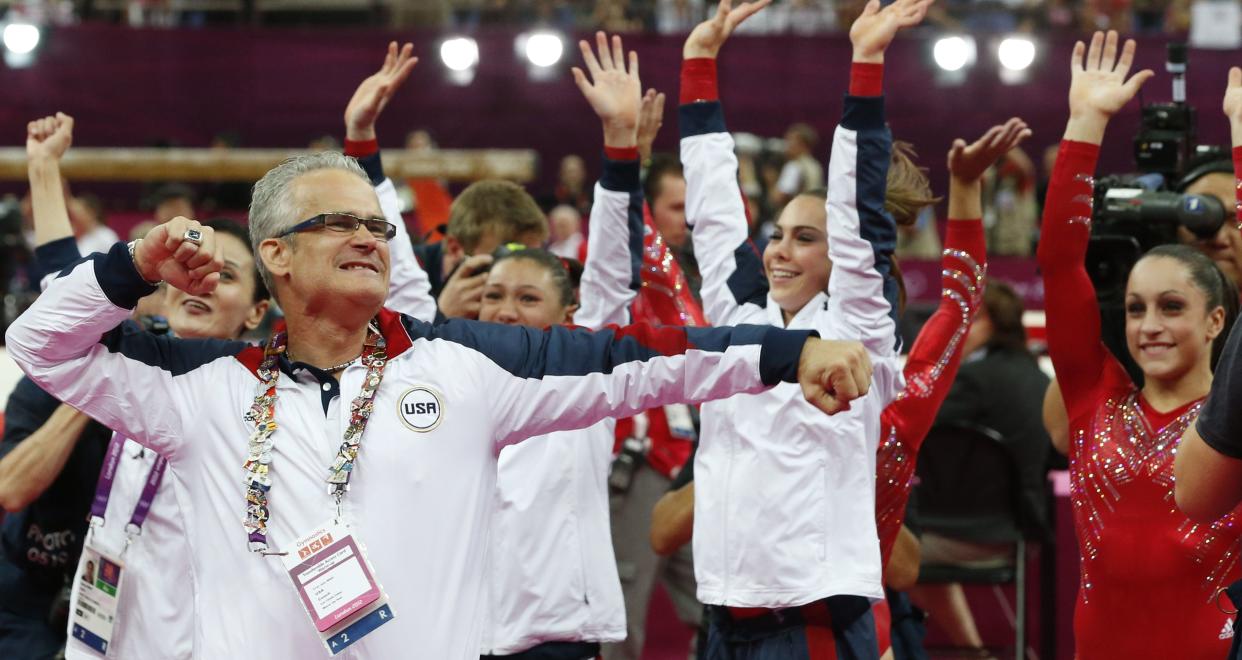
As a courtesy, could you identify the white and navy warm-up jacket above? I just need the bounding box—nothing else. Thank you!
[682,92,904,607]
[479,154,645,654]
[57,155,432,660]
[5,236,816,659]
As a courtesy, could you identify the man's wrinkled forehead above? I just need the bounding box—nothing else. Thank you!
[288,170,382,222]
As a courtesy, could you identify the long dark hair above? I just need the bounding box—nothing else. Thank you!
[1138,244,1239,371]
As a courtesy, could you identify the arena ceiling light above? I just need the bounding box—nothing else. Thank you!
[998,36,1036,71]
[932,35,975,72]
[523,31,564,68]
[440,36,478,72]
[3,22,40,55]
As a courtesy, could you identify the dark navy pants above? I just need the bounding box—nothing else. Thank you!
[482,640,601,660]
[704,595,879,660]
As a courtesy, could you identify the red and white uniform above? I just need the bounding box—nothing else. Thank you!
[1039,140,1242,659]
[874,218,986,565]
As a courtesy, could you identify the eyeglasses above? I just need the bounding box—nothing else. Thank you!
[278,212,396,242]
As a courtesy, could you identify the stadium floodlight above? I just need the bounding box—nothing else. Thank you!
[998,36,1036,71]
[524,31,564,68]
[440,37,479,72]
[933,36,974,72]
[3,22,40,55]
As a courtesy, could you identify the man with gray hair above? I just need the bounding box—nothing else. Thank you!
[5,69,875,660]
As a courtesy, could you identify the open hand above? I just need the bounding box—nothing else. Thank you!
[683,0,771,60]
[798,338,873,415]
[850,0,934,63]
[572,32,642,148]
[947,117,1032,183]
[134,217,223,295]
[1069,31,1152,122]
[345,41,418,142]
[637,89,666,163]
[27,112,74,163]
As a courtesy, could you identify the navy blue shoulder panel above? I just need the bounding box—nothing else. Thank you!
[34,237,82,282]
[727,240,770,309]
[844,94,901,339]
[400,315,809,386]
[356,151,385,186]
[99,319,248,377]
[600,155,645,293]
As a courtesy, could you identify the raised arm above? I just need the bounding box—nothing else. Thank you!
[342,42,436,322]
[822,0,932,356]
[1036,31,1153,420]
[891,119,1027,437]
[681,0,773,327]
[4,218,239,458]
[27,113,85,281]
[1175,67,1242,522]
[875,120,1027,564]
[571,33,646,329]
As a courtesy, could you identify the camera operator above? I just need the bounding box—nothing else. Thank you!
[1176,150,1242,284]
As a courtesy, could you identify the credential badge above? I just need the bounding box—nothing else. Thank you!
[397,386,444,433]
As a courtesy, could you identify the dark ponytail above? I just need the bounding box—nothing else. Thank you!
[1141,244,1238,371]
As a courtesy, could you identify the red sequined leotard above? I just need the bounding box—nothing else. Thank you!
[875,218,987,565]
[1038,140,1242,659]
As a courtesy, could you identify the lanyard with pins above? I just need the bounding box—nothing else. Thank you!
[243,321,389,554]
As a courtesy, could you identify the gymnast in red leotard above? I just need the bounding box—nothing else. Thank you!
[1039,31,1242,658]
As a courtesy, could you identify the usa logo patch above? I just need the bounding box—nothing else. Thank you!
[397,387,444,433]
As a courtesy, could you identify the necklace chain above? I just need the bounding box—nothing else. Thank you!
[286,348,361,373]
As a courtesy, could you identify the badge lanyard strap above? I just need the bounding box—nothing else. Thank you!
[89,434,169,552]
[243,322,389,554]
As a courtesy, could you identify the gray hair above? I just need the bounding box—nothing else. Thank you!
[248,151,370,296]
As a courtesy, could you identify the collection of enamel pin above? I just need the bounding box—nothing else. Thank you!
[243,321,389,553]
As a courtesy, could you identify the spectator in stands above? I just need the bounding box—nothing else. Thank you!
[772,0,839,34]
[66,190,118,257]
[655,0,706,33]
[773,122,823,206]
[643,153,701,298]
[908,278,1051,654]
[546,203,585,259]
[544,154,593,218]
[148,183,196,225]
[983,145,1037,256]
[403,129,453,242]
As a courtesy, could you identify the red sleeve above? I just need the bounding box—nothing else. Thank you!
[1233,146,1242,231]
[1036,140,1113,421]
[344,138,378,159]
[680,58,718,104]
[849,62,884,97]
[875,218,986,565]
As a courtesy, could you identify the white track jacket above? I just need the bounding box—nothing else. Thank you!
[682,93,904,607]
[479,156,644,654]
[5,239,816,659]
